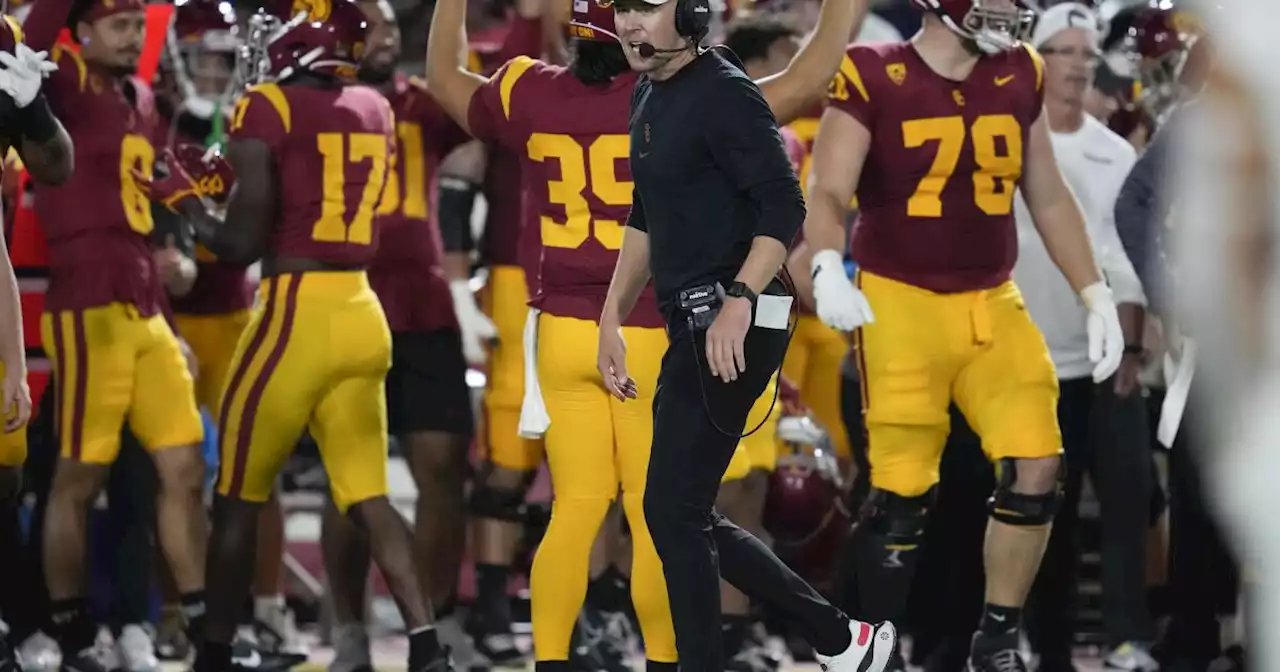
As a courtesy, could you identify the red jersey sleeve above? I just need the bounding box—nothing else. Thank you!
[825,45,880,129]
[229,84,290,152]
[465,56,541,150]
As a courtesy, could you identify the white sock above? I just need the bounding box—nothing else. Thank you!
[253,595,286,620]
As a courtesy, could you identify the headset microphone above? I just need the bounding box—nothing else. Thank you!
[636,42,687,58]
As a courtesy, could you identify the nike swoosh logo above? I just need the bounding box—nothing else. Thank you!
[995,75,1015,86]
[638,151,650,158]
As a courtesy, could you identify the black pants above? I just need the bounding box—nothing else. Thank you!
[1027,377,1154,656]
[644,320,850,671]
[103,431,157,630]
[1159,392,1239,663]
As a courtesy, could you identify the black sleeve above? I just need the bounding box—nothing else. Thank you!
[702,72,805,246]
[626,187,647,233]
[438,175,479,252]
[1115,110,1176,312]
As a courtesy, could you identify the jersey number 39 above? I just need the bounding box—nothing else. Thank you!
[903,114,1022,218]
[528,133,631,251]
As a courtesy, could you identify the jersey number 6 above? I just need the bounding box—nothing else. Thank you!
[903,114,1022,218]
[527,133,631,251]
[313,132,389,245]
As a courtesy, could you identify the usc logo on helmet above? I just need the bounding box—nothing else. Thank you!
[292,0,332,22]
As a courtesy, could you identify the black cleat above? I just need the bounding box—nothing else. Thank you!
[968,632,1028,672]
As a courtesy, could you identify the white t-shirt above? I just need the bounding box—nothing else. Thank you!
[1013,114,1145,381]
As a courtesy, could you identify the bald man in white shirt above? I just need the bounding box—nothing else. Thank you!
[1010,5,1157,670]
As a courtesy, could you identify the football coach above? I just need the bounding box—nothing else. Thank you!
[593,0,895,669]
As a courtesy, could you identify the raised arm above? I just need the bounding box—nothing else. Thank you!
[425,0,491,133]
[755,0,867,126]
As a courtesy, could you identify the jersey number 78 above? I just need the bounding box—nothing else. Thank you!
[903,114,1023,219]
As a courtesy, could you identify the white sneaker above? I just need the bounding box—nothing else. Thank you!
[253,601,308,655]
[1104,642,1160,671]
[813,620,897,672]
[114,625,158,672]
[435,617,492,672]
[17,632,60,672]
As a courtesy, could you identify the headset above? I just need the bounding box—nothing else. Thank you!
[674,0,712,40]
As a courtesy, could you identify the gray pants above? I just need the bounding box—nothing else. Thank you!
[1026,376,1155,656]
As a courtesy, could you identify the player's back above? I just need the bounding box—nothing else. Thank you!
[230,81,395,270]
[828,41,1045,293]
[467,58,658,325]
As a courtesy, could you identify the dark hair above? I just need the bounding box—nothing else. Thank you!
[569,38,630,86]
[722,15,801,66]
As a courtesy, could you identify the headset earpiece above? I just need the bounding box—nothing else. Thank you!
[673,0,711,40]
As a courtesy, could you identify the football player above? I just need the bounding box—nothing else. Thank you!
[152,0,308,658]
[0,2,75,666]
[17,0,211,668]
[426,0,866,667]
[138,1,449,670]
[317,0,492,668]
[803,0,1125,668]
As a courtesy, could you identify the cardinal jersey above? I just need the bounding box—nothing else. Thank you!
[35,47,203,464]
[829,42,1046,293]
[467,57,663,327]
[218,82,397,511]
[229,83,395,267]
[368,76,469,332]
[37,47,165,315]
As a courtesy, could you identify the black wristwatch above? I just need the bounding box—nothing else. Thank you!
[725,281,757,305]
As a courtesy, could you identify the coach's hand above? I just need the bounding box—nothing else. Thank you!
[598,323,636,401]
[811,249,874,332]
[1,363,30,433]
[707,297,752,383]
[1082,282,1125,383]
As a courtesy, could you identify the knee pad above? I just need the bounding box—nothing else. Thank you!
[858,487,935,546]
[988,457,1063,526]
[468,462,535,522]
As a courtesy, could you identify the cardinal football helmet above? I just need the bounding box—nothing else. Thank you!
[1122,2,1201,119]
[763,417,850,589]
[164,0,240,121]
[172,143,235,202]
[238,0,368,86]
[570,0,618,43]
[911,0,1036,54]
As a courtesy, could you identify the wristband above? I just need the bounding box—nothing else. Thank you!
[14,94,59,145]
[1124,344,1144,355]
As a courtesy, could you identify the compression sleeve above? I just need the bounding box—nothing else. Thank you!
[626,187,647,233]
[703,75,805,247]
[438,175,479,252]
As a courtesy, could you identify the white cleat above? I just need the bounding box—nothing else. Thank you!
[814,620,897,672]
[18,631,61,672]
[115,625,159,672]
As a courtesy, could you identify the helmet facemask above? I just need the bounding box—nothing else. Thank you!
[937,0,1035,54]
[166,26,240,120]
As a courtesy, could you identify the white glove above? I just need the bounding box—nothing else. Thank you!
[810,249,874,332]
[0,44,58,108]
[450,279,498,366]
[1081,281,1124,383]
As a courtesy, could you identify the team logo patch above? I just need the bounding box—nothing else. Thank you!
[886,62,906,86]
[292,0,332,22]
[952,90,965,107]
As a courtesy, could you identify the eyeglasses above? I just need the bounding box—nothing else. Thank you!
[1040,45,1103,63]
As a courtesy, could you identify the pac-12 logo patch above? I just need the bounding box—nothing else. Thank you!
[886,62,906,86]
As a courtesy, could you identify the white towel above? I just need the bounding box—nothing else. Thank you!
[517,308,550,438]
[1158,337,1196,448]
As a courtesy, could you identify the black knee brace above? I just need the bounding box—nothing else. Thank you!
[838,487,935,621]
[859,487,935,544]
[467,462,536,523]
[988,458,1063,526]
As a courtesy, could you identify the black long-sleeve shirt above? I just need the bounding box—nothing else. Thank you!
[626,48,804,315]
[1115,106,1184,316]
